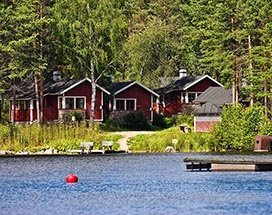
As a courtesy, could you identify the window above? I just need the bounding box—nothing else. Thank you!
[58,97,86,109]
[15,100,29,110]
[126,100,135,110]
[65,98,74,109]
[188,93,196,103]
[116,100,125,110]
[76,98,84,109]
[115,99,136,111]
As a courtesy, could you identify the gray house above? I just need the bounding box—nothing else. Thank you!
[193,87,232,132]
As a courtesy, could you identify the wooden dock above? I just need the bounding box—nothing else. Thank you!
[68,141,116,155]
[184,155,272,171]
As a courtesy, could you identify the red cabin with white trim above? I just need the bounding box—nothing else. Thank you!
[156,74,223,116]
[111,81,159,122]
[10,77,110,123]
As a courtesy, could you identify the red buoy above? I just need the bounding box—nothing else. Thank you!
[66,174,78,183]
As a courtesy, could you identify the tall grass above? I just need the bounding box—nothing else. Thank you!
[128,127,215,152]
[0,123,122,152]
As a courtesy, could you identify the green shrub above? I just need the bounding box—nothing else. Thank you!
[123,112,151,130]
[152,114,194,129]
[102,119,123,131]
[71,111,84,123]
[259,118,272,135]
[108,111,151,131]
[152,113,167,128]
[211,104,270,151]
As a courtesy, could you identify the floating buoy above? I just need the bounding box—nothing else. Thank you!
[66,174,78,183]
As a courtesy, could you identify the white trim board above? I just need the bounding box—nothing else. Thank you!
[114,81,159,97]
[184,75,223,90]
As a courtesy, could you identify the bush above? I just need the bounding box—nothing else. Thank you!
[211,104,269,151]
[152,113,194,129]
[71,111,84,123]
[152,113,167,128]
[102,119,123,131]
[106,111,151,131]
[123,112,150,130]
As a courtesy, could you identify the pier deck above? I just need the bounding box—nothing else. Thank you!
[184,155,272,171]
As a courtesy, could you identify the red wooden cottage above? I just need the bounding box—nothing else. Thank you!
[156,70,223,116]
[110,81,159,122]
[10,72,110,123]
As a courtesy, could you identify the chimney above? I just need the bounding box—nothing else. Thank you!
[53,71,61,81]
[179,69,187,78]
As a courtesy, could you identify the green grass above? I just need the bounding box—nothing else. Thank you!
[0,123,122,152]
[128,127,216,152]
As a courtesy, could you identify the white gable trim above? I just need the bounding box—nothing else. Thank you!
[114,81,159,97]
[60,78,110,95]
[183,75,223,90]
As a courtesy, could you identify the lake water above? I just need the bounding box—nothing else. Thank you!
[1,153,272,215]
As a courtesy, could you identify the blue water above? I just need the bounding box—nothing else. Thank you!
[0,154,272,215]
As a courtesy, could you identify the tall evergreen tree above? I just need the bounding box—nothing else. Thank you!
[0,0,45,124]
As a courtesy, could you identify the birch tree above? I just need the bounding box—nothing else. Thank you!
[52,0,128,126]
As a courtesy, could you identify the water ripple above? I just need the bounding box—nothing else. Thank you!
[0,154,272,215]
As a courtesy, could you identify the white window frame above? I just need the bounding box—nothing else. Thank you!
[15,100,29,110]
[114,98,136,111]
[184,92,202,103]
[58,96,86,110]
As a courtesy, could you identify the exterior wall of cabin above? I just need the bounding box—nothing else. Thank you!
[114,85,153,121]
[194,115,221,132]
[44,95,58,121]
[162,91,182,116]
[188,78,220,92]
[10,100,31,122]
[64,82,103,121]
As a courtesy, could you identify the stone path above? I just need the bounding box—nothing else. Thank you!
[114,131,154,152]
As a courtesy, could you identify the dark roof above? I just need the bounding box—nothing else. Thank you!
[195,102,222,115]
[156,75,223,95]
[194,87,232,115]
[193,87,232,106]
[156,75,200,94]
[110,81,134,94]
[10,76,109,100]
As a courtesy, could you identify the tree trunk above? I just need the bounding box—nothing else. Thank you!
[231,17,239,105]
[12,79,16,126]
[34,74,40,123]
[90,59,96,128]
[87,2,96,128]
[248,35,254,106]
[264,80,268,117]
[0,93,3,123]
[39,0,45,124]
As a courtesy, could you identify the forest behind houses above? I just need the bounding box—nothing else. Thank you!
[1,0,272,120]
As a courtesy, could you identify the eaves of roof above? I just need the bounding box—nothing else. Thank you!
[112,81,159,97]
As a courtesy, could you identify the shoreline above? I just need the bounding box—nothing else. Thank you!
[0,151,271,158]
